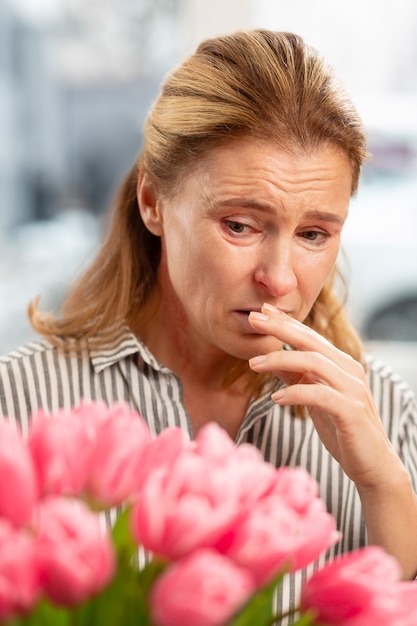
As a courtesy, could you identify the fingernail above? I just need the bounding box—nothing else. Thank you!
[249,354,267,367]
[263,303,279,314]
[271,389,286,402]
[249,311,269,322]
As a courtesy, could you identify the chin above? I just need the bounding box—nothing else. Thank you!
[229,336,285,361]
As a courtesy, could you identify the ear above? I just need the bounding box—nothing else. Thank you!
[137,170,164,236]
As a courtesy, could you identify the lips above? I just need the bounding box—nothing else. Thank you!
[237,308,261,314]
[236,307,292,316]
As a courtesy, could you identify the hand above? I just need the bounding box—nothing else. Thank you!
[248,303,402,489]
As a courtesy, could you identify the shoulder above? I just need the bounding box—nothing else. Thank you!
[365,351,415,405]
[0,338,85,375]
[0,339,90,427]
[0,329,143,428]
[365,351,417,440]
[0,339,58,375]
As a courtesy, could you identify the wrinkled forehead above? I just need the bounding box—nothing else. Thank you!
[167,137,354,196]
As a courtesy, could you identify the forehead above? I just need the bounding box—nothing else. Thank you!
[180,138,353,202]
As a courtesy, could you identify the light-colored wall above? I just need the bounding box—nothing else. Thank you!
[178,0,253,58]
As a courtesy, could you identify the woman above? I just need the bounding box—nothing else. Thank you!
[1,29,417,620]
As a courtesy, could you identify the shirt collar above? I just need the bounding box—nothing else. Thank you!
[90,327,168,374]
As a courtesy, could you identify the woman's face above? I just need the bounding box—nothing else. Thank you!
[142,139,352,361]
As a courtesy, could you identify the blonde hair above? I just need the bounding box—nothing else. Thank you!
[30,29,367,369]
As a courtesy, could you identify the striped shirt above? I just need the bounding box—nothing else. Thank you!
[1,327,417,624]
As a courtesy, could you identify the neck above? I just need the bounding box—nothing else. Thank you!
[130,290,249,390]
[130,291,263,439]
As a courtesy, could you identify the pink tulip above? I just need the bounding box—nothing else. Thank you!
[136,426,193,490]
[270,466,322,514]
[0,519,41,621]
[194,423,277,506]
[28,407,97,497]
[131,426,276,559]
[193,421,237,459]
[34,496,115,605]
[149,549,255,626]
[72,400,116,427]
[131,422,338,571]
[301,546,417,626]
[131,449,240,559]
[0,421,38,527]
[86,403,152,507]
[224,495,339,585]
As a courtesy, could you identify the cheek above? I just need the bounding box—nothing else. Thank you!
[296,249,339,298]
[161,238,216,303]
[301,243,339,279]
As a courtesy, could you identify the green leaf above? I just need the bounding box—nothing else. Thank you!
[228,572,285,626]
[74,551,145,625]
[70,541,167,626]
[110,506,137,558]
[291,609,317,626]
[8,510,169,626]
[6,600,72,626]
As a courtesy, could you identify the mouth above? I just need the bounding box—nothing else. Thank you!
[237,307,292,316]
[233,311,262,336]
[237,309,258,316]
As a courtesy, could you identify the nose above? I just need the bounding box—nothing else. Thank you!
[254,241,298,297]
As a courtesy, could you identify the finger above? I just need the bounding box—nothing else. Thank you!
[249,349,360,392]
[270,381,370,427]
[248,304,362,375]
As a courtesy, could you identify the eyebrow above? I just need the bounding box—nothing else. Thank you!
[218,198,345,224]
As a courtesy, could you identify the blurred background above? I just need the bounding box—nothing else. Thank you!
[1,0,417,392]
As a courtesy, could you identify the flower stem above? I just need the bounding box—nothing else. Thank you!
[268,607,316,626]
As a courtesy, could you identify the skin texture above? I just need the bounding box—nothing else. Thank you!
[138,139,351,372]
[138,138,417,579]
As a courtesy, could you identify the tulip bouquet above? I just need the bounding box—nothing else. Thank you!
[1,402,417,626]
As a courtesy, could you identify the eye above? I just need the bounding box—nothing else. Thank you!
[224,220,249,234]
[302,230,320,241]
[299,229,329,244]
